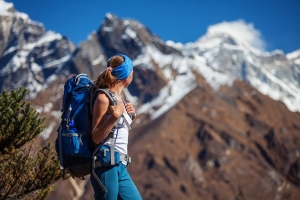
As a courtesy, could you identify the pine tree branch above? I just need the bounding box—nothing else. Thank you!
[0,88,45,154]
[0,87,61,200]
[2,146,32,200]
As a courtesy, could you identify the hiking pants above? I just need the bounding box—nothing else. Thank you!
[90,163,142,200]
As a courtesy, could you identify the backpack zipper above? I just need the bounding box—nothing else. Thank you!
[79,134,83,145]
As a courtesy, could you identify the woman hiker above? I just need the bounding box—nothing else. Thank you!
[90,53,142,200]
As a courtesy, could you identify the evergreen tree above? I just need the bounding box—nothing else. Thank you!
[0,87,62,200]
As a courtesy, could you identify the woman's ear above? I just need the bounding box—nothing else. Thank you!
[121,78,128,84]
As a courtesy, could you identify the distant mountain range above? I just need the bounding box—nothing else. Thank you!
[1,1,300,200]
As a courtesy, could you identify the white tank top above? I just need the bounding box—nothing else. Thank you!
[103,112,132,154]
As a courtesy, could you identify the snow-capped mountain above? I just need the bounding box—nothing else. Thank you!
[287,49,300,63]
[0,0,76,98]
[1,2,299,114]
[1,1,300,200]
[183,32,300,112]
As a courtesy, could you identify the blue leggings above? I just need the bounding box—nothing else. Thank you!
[90,164,142,200]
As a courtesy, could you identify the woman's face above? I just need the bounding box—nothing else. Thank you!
[124,70,133,88]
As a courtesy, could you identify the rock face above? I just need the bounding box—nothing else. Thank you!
[1,1,300,199]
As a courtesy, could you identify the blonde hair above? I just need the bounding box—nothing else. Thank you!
[94,55,124,88]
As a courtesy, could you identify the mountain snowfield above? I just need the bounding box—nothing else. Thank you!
[287,49,300,64]
[177,32,300,112]
[2,31,67,95]
[134,45,233,120]
[131,34,300,118]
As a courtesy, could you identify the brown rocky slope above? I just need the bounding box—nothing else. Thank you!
[127,79,300,200]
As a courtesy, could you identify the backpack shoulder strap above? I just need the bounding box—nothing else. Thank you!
[95,88,118,104]
[89,88,118,116]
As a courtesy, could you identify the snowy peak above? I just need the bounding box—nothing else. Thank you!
[103,12,146,32]
[193,30,264,56]
[287,49,300,60]
[195,32,240,49]
[0,0,42,26]
[0,0,14,13]
[104,13,118,22]
[0,2,44,57]
[98,13,150,58]
[0,0,76,98]
[181,29,300,112]
[287,49,300,64]
[99,13,180,58]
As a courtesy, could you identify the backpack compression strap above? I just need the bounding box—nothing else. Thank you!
[58,125,63,170]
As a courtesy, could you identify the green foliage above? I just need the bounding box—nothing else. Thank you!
[0,87,62,200]
[0,87,45,154]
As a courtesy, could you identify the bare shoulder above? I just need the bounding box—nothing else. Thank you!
[95,93,110,106]
[93,93,110,117]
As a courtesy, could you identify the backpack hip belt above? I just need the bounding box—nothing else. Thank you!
[93,149,132,168]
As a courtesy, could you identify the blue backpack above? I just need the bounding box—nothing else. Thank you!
[55,74,118,192]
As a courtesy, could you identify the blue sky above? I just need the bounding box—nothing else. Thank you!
[6,0,300,53]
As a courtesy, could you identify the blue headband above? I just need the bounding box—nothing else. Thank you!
[107,53,133,80]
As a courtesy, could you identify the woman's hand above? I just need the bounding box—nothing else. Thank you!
[125,103,136,120]
[110,100,125,119]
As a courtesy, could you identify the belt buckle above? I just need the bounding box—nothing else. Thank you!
[128,156,131,164]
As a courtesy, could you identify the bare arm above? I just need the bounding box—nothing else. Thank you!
[91,93,124,144]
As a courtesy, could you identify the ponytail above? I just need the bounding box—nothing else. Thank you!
[94,70,119,88]
[94,55,124,88]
